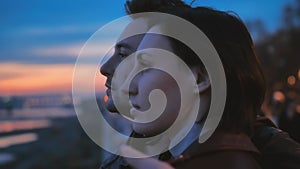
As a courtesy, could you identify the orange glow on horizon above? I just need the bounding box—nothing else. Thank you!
[0,63,106,96]
[287,75,296,86]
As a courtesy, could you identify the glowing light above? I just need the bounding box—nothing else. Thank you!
[0,120,51,133]
[298,69,300,79]
[273,91,285,103]
[0,133,38,148]
[287,75,296,86]
[104,95,108,103]
[296,105,300,114]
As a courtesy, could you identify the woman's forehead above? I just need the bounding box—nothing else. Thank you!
[138,33,173,51]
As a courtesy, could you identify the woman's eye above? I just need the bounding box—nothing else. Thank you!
[137,54,151,66]
[119,53,127,58]
[140,69,147,75]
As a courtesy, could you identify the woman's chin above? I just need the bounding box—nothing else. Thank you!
[132,123,164,137]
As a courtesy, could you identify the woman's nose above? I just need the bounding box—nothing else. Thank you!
[128,73,141,97]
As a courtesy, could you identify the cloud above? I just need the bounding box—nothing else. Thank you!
[31,41,114,58]
[0,40,115,64]
[13,22,128,37]
[17,24,100,36]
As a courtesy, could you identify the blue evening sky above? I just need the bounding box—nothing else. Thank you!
[0,0,296,64]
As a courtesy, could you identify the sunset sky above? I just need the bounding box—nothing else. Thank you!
[0,0,296,96]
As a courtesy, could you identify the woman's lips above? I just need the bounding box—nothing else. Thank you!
[129,103,141,118]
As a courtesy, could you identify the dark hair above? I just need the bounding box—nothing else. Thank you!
[125,0,266,135]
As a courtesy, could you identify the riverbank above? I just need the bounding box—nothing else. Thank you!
[0,117,102,169]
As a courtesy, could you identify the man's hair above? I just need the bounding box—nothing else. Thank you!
[125,0,266,135]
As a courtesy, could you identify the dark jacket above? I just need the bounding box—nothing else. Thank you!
[100,131,261,169]
[252,117,300,169]
[100,117,300,169]
[169,130,261,169]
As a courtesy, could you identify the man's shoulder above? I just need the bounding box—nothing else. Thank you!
[171,150,261,169]
[169,131,261,169]
[253,116,300,169]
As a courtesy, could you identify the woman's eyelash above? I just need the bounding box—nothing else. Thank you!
[118,52,127,58]
[141,68,150,74]
[137,54,151,66]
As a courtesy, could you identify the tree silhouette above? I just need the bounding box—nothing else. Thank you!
[252,0,300,120]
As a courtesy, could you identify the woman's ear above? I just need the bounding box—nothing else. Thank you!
[190,66,211,123]
[190,66,210,94]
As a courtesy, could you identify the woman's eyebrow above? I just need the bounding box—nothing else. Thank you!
[115,42,135,51]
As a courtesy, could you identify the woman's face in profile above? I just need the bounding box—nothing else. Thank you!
[129,34,181,136]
